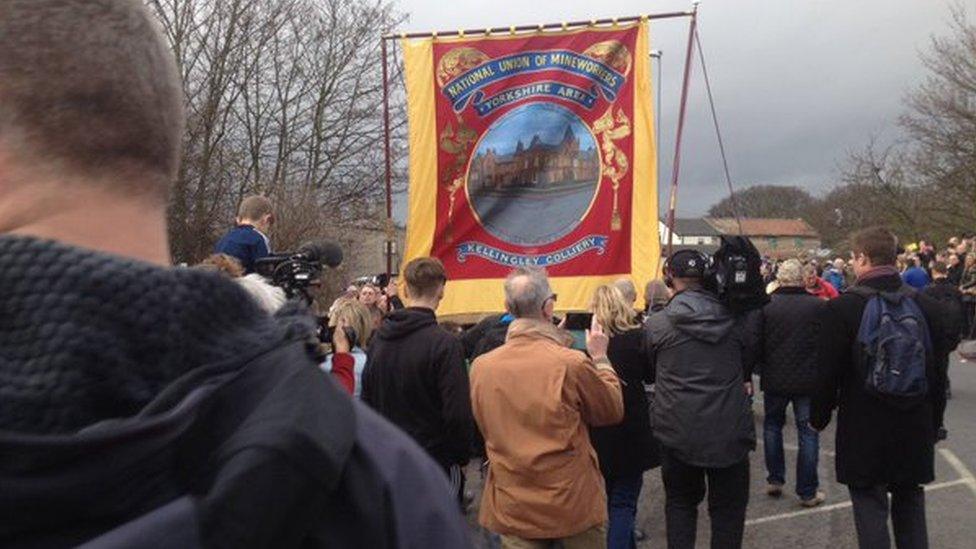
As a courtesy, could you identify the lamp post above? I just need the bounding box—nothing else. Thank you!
[650,49,662,156]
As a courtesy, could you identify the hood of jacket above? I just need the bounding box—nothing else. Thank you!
[665,289,735,344]
[374,307,437,341]
[0,235,309,436]
[0,235,352,544]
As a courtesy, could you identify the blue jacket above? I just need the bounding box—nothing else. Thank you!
[824,268,846,292]
[902,266,931,290]
[215,225,269,273]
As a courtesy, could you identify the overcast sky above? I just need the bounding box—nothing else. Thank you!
[391,0,968,218]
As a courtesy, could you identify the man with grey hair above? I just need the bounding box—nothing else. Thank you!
[644,278,672,315]
[471,266,624,548]
[614,278,638,308]
[0,2,469,547]
[758,259,827,507]
[824,257,848,293]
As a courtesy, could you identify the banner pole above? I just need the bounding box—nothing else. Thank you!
[383,11,693,41]
[665,3,698,258]
[382,38,394,280]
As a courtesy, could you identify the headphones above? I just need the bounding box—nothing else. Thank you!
[663,250,714,289]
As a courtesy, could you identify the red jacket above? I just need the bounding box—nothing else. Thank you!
[808,277,839,300]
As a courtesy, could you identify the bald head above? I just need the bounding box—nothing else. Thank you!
[0,0,184,199]
[504,266,553,319]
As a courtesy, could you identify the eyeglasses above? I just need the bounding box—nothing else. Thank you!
[543,293,558,310]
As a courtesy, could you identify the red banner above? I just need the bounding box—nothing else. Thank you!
[403,21,658,315]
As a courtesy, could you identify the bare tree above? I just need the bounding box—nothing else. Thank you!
[787,5,976,250]
[707,185,817,219]
[146,0,405,263]
[900,3,976,236]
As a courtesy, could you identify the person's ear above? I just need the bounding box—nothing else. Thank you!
[543,298,555,320]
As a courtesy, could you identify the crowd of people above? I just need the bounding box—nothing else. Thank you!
[761,236,976,340]
[250,227,952,549]
[0,3,962,549]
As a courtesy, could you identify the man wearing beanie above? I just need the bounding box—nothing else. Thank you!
[0,2,470,546]
[645,250,758,549]
[758,259,827,507]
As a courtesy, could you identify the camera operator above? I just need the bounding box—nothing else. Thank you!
[646,250,757,549]
[215,195,274,274]
[0,2,470,547]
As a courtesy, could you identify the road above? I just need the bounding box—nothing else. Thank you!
[465,354,976,547]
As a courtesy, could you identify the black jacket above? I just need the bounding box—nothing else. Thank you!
[590,328,659,478]
[758,287,825,395]
[922,279,965,345]
[645,290,758,468]
[812,274,949,487]
[948,263,964,286]
[460,313,509,360]
[362,307,473,469]
[0,236,470,548]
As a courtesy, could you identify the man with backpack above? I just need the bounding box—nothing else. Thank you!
[813,227,949,549]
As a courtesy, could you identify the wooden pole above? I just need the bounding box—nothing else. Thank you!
[381,39,394,279]
[382,11,694,41]
[665,4,698,258]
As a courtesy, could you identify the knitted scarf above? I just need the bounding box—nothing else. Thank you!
[0,235,302,434]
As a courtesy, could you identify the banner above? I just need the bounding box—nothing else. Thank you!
[402,20,658,316]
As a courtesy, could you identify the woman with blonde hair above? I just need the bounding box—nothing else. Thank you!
[588,285,659,549]
[321,299,374,398]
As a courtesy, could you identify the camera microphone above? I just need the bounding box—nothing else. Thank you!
[297,240,344,268]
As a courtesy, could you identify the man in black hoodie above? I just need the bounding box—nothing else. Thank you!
[813,227,949,549]
[0,2,470,547]
[362,257,474,502]
[920,261,962,402]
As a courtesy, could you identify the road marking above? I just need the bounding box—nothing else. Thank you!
[745,479,969,527]
[939,448,976,499]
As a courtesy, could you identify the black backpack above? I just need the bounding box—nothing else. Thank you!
[712,235,769,313]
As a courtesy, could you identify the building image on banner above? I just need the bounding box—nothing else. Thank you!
[402,20,659,316]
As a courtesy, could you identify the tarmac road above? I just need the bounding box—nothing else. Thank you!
[465,354,976,548]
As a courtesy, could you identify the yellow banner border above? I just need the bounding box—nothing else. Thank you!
[402,20,659,317]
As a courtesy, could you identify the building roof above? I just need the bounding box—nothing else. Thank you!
[705,218,820,238]
[664,217,721,237]
[660,243,720,257]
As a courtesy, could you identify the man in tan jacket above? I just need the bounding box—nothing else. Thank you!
[471,267,624,549]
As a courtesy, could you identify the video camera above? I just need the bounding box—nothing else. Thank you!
[254,240,343,303]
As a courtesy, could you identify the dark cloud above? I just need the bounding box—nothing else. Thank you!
[393,0,958,219]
